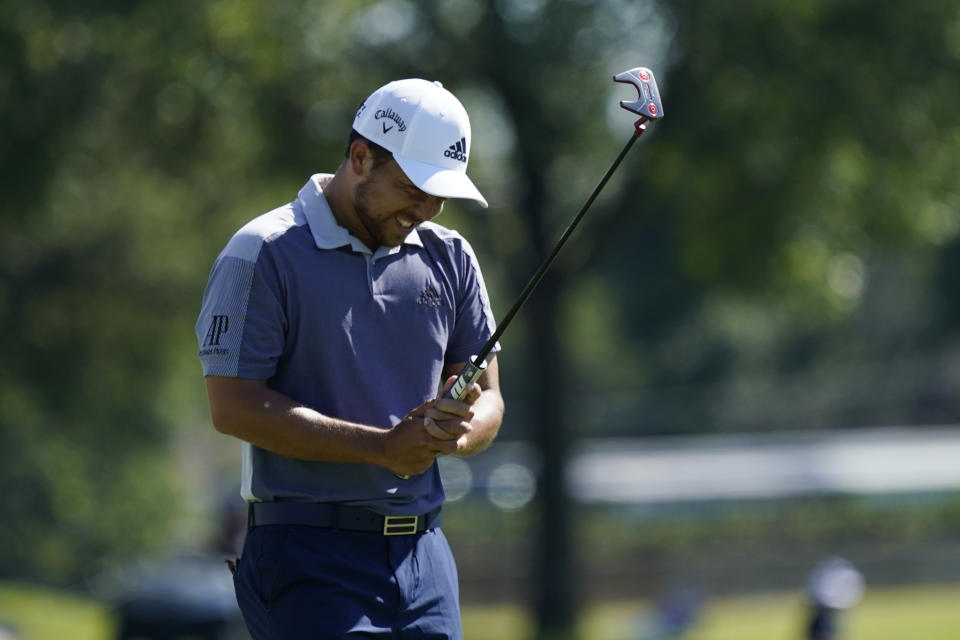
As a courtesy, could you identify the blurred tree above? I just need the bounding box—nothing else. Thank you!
[0,0,383,583]
[575,0,960,436]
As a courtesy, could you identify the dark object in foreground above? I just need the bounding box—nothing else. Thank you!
[107,554,247,640]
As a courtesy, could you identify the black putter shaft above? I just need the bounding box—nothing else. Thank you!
[443,116,652,401]
[440,64,666,402]
[394,66,663,478]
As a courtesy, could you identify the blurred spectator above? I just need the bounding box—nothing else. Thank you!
[806,557,865,640]
[0,621,19,640]
[634,587,703,639]
[211,487,247,559]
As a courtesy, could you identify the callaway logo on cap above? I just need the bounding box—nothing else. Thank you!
[353,78,488,208]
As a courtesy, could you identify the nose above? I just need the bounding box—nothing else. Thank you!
[420,195,445,220]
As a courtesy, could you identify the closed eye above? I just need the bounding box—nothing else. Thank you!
[400,182,427,200]
[397,178,444,209]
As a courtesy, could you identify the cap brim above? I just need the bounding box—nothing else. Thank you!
[394,155,488,208]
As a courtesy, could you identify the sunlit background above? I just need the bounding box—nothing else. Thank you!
[3,0,960,639]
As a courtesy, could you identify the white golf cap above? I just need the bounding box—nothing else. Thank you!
[353,78,488,208]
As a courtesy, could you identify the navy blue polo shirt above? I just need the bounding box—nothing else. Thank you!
[196,174,498,514]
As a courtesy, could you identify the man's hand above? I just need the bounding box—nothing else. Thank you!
[203,362,499,472]
[422,376,481,447]
[380,377,483,476]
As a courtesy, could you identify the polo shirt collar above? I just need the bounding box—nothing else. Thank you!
[297,173,423,257]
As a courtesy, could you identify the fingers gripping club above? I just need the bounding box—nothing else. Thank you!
[444,357,487,401]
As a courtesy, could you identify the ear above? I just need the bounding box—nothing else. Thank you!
[348,140,375,178]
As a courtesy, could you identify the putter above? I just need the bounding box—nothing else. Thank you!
[397,67,664,479]
[443,66,664,400]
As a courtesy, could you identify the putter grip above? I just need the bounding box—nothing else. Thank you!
[443,356,487,400]
[395,357,487,480]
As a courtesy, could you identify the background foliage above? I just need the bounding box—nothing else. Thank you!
[2,0,960,636]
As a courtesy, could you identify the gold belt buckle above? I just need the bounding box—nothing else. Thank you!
[383,515,419,536]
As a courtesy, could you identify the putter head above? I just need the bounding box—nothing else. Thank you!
[613,67,664,120]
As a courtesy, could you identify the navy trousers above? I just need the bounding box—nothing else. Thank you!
[233,524,462,639]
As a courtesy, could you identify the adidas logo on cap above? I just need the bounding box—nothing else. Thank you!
[444,137,468,163]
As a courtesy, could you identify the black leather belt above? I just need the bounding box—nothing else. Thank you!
[248,502,441,536]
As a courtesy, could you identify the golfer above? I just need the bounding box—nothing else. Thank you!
[196,78,504,639]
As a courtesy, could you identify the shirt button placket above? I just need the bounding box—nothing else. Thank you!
[364,255,375,296]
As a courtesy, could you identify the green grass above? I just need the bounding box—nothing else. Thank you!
[2,581,960,640]
[0,582,115,640]
[464,584,960,640]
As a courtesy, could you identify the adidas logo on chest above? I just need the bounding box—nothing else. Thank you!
[417,284,444,307]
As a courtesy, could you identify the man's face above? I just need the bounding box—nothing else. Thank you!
[353,158,445,249]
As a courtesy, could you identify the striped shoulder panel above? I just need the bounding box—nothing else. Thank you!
[220,202,303,262]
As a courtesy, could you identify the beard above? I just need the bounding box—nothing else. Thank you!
[353,176,386,246]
